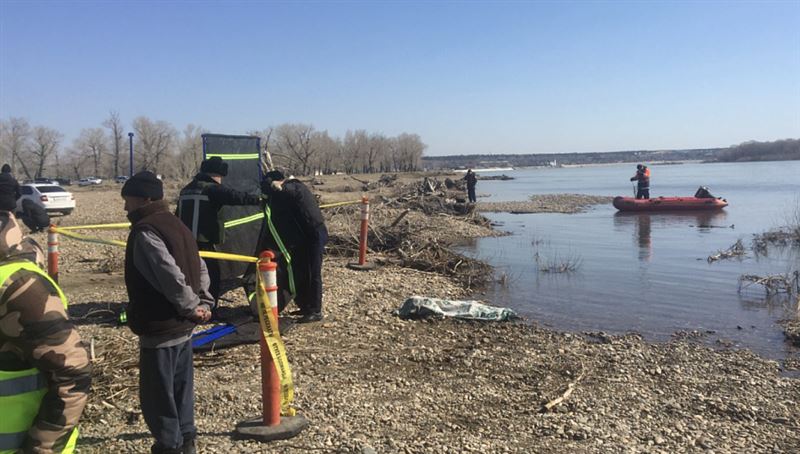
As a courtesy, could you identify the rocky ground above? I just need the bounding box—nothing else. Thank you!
[42,175,799,453]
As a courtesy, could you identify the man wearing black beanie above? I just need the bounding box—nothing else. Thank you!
[177,157,261,305]
[122,171,213,454]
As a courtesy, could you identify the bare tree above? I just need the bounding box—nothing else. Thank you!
[103,111,125,177]
[247,127,275,172]
[132,116,176,173]
[311,131,339,175]
[27,126,63,178]
[342,129,368,174]
[274,123,318,175]
[175,124,206,179]
[74,128,108,176]
[394,133,426,171]
[365,133,389,173]
[0,117,32,177]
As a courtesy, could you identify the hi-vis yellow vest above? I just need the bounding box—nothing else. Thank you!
[0,261,78,454]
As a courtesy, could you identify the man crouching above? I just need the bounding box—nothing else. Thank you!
[121,171,212,454]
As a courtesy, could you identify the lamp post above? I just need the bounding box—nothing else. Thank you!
[128,132,134,176]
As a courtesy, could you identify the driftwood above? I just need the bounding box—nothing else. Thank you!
[541,363,586,412]
[738,271,800,295]
[708,239,746,263]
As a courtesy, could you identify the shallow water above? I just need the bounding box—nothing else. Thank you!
[457,161,800,360]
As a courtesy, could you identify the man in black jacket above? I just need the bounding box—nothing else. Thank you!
[177,157,261,303]
[123,171,213,454]
[260,170,328,323]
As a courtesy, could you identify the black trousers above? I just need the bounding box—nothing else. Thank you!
[636,187,650,199]
[467,186,477,203]
[139,340,196,450]
[198,243,220,305]
[293,225,328,315]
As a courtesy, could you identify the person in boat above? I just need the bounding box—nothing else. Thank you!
[630,164,650,199]
[463,169,478,203]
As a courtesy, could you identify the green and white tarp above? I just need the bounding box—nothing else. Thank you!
[395,296,519,321]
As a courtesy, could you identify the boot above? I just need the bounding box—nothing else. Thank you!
[182,435,197,454]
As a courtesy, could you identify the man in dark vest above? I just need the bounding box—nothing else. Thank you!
[176,157,260,304]
[122,171,213,454]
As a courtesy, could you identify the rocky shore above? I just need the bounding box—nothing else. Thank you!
[47,176,799,453]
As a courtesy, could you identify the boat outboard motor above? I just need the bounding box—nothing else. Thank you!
[694,186,714,198]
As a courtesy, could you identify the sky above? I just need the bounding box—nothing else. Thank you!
[1,1,799,156]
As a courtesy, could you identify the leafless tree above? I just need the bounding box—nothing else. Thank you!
[132,116,176,173]
[274,123,318,175]
[247,127,276,172]
[103,111,125,177]
[28,126,63,178]
[311,131,340,175]
[364,133,389,173]
[394,133,426,171]
[0,117,32,177]
[74,128,108,176]
[342,129,368,174]
[175,124,206,179]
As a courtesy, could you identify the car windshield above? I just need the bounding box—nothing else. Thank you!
[37,186,67,193]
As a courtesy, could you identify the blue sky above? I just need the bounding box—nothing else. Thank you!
[1,1,798,156]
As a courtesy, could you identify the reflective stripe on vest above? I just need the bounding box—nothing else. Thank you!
[0,261,76,454]
[177,191,210,240]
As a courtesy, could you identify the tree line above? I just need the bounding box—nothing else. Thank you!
[715,139,800,163]
[0,114,426,180]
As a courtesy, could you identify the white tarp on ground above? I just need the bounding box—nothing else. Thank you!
[395,296,519,321]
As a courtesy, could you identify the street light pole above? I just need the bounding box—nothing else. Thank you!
[128,132,134,177]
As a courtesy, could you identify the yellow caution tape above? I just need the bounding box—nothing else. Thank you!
[255,267,296,416]
[53,228,127,247]
[319,200,362,209]
[57,222,131,230]
[52,228,258,263]
[198,250,258,263]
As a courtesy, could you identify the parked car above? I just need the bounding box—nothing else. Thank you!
[16,184,75,215]
[114,175,129,183]
[34,177,57,185]
[78,177,103,186]
[56,178,72,186]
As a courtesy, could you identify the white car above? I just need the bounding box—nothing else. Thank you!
[17,184,76,215]
[78,177,103,186]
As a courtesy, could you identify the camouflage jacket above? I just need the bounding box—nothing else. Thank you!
[0,212,92,453]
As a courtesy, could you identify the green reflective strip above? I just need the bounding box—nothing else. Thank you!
[224,212,264,229]
[264,205,296,297]
[205,153,259,160]
[0,372,46,397]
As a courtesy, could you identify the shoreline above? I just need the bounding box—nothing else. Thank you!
[56,179,799,453]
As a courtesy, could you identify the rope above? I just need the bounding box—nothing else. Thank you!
[51,227,258,264]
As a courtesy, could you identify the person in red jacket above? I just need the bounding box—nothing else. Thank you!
[630,164,650,199]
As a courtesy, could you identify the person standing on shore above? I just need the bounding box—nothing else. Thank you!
[464,169,478,203]
[122,171,213,454]
[630,164,650,199]
[177,157,261,305]
[259,170,328,323]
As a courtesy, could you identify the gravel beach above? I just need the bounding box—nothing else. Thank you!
[46,176,799,453]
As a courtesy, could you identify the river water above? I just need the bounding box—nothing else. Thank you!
[457,161,800,360]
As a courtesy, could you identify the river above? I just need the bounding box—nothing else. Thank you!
[457,161,800,361]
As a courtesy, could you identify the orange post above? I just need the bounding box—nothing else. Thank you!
[358,196,369,265]
[258,250,281,426]
[47,225,59,282]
